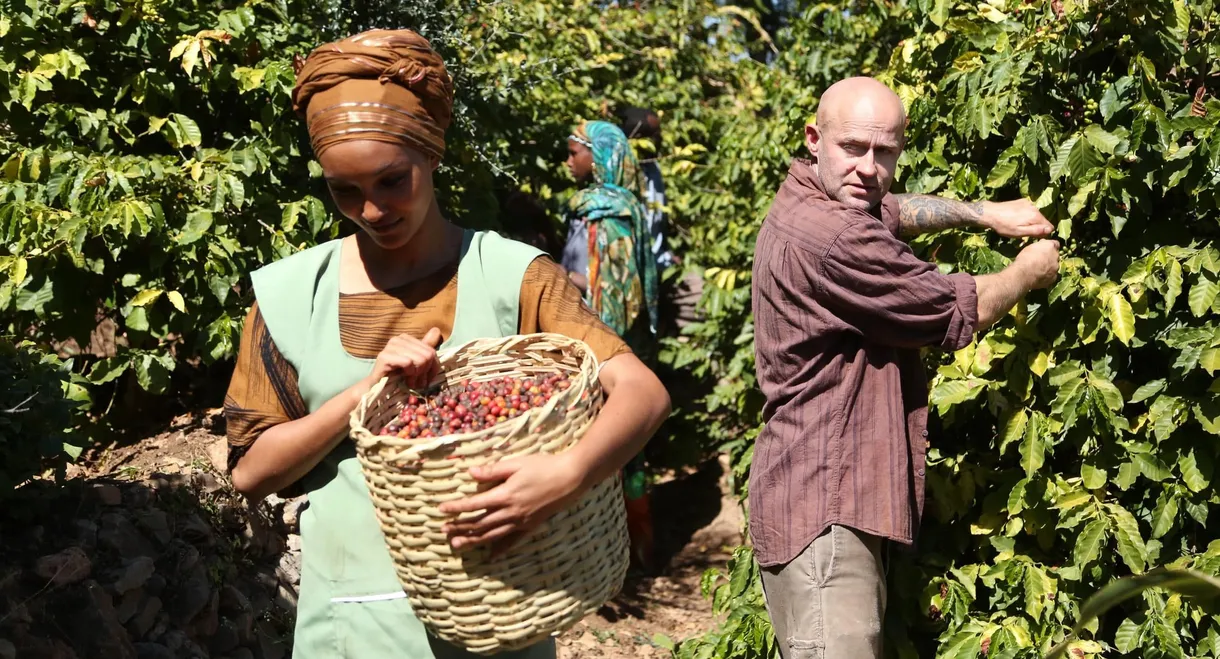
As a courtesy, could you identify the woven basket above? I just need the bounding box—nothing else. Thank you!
[349,333,629,654]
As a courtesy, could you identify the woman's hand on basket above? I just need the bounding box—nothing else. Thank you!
[364,328,443,391]
[438,454,586,555]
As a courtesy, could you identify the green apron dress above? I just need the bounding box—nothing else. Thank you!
[251,230,556,658]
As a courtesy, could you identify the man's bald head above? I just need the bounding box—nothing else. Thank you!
[805,77,907,212]
[815,77,906,134]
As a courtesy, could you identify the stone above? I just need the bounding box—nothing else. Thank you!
[281,497,305,529]
[191,590,220,637]
[286,533,302,553]
[257,621,287,659]
[253,565,278,593]
[116,588,143,624]
[93,483,123,506]
[0,639,14,659]
[34,547,92,586]
[210,619,240,654]
[180,513,214,548]
[133,642,175,659]
[194,470,224,495]
[228,648,255,659]
[73,519,99,551]
[99,513,156,558]
[168,540,200,574]
[135,509,172,546]
[125,486,154,508]
[219,585,251,616]
[113,556,156,594]
[170,564,212,625]
[275,550,300,587]
[129,596,162,639]
[66,580,137,659]
[274,583,297,610]
[159,630,188,652]
[207,437,229,474]
[144,574,166,596]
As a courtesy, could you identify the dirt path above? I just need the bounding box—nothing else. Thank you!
[68,409,744,658]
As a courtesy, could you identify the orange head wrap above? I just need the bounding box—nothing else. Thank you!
[291,29,454,160]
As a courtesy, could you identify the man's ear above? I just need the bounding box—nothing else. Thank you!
[430,156,441,171]
[804,122,822,161]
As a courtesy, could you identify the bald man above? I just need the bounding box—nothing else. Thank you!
[750,77,1059,658]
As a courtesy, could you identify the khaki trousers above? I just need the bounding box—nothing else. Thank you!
[760,525,887,659]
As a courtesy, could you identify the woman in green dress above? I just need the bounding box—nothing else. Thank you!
[223,29,670,658]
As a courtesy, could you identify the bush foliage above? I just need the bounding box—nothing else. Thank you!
[5,1,1220,656]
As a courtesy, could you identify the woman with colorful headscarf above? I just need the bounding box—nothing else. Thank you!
[561,121,660,361]
[222,30,670,658]
[561,121,661,571]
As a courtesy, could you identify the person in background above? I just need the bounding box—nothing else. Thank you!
[617,106,674,272]
[751,77,1060,659]
[562,120,660,571]
[223,30,670,658]
[617,106,703,336]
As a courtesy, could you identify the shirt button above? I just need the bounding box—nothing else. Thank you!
[917,469,925,476]
[921,430,929,437]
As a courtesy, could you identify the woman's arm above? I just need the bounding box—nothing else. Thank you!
[438,353,670,552]
[231,329,443,501]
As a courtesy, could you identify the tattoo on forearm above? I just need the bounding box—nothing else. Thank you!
[895,194,984,238]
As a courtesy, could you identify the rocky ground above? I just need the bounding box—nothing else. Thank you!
[0,409,741,659]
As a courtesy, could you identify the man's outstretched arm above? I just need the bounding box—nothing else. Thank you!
[895,194,1054,240]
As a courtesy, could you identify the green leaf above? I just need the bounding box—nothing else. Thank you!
[1114,618,1144,653]
[8,256,27,285]
[1189,276,1220,317]
[165,113,203,149]
[125,307,149,332]
[1073,519,1108,567]
[1167,0,1190,42]
[130,289,162,307]
[1203,349,1220,376]
[1024,564,1056,620]
[87,357,129,385]
[1108,293,1136,345]
[1068,138,1102,182]
[985,158,1020,189]
[999,408,1028,456]
[1020,411,1045,477]
[1101,83,1128,124]
[1084,125,1122,154]
[940,631,981,659]
[1107,503,1148,573]
[1179,449,1212,493]
[1087,373,1124,411]
[1165,259,1184,311]
[1049,136,1079,180]
[1067,181,1097,218]
[1081,463,1107,490]
[166,291,186,313]
[1130,379,1166,404]
[178,210,213,245]
[1008,477,1029,515]
[1151,490,1180,539]
[1134,453,1173,482]
[929,0,951,27]
[651,634,675,651]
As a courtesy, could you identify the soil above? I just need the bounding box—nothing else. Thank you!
[47,408,745,658]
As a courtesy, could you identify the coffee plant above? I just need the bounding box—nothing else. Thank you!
[675,1,1220,658]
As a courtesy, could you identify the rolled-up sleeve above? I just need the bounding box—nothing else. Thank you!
[814,217,979,350]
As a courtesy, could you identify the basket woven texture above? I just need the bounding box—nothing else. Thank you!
[349,333,629,654]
